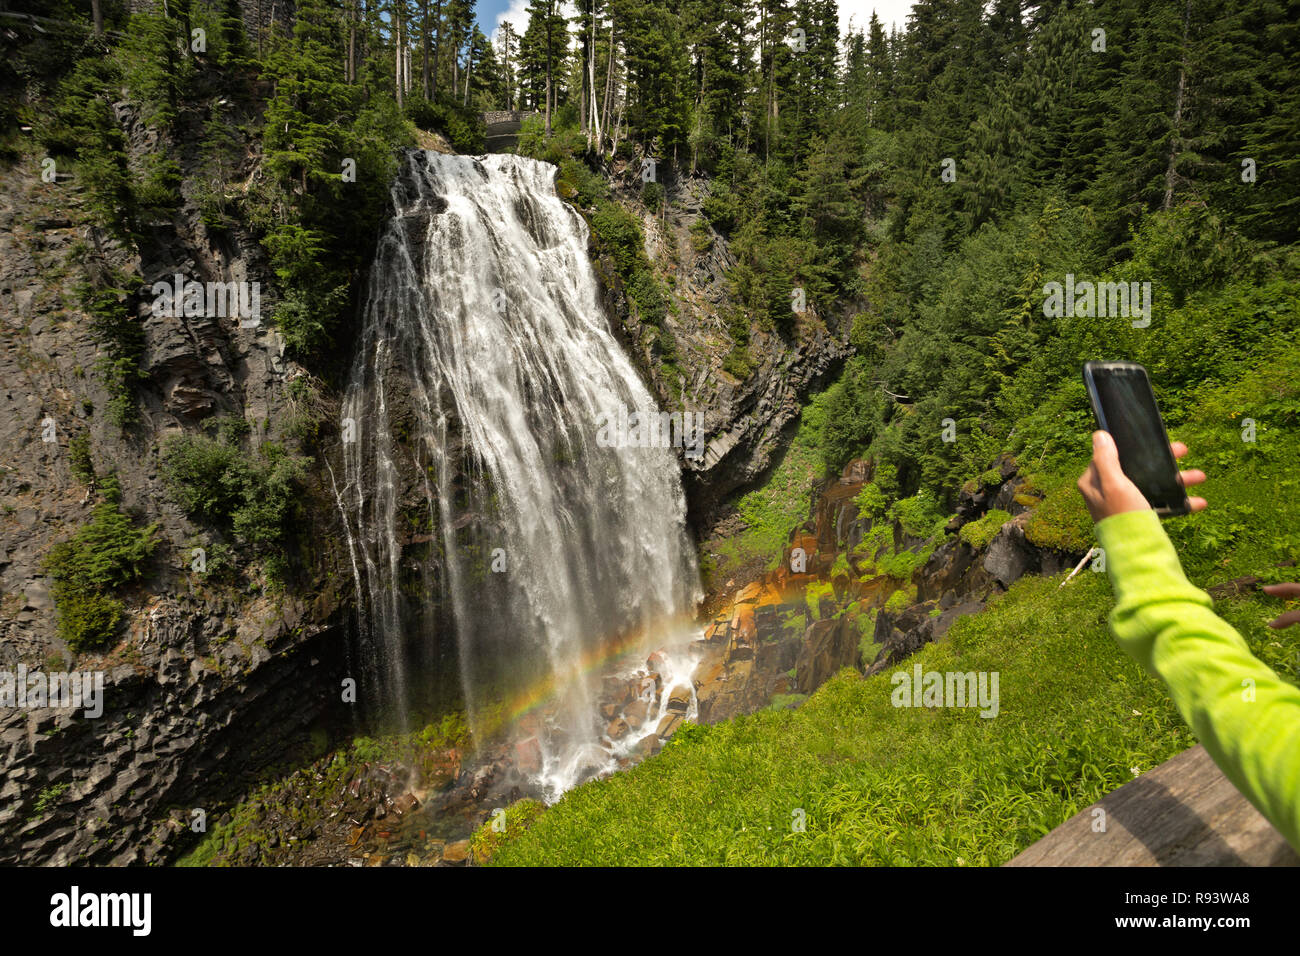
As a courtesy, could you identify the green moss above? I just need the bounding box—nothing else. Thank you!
[805,580,835,619]
[883,587,913,612]
[1023,477,1094,553]
[180,714,473,867]
[960,509,1012,549]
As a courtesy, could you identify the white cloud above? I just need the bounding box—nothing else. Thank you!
[490,0,529,46]
[838,0,916,37]
[491,1,580,49]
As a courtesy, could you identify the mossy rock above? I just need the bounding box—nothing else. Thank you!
[1023,478,1093,553]
[959,509,1012,549]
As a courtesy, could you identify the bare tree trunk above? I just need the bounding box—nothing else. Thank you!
[579,1,590,139]
[587,4,601,151]
[431,0,442,98]
[1162,0,1191,210]
[610,60,627,157]
[91,0,103,37]
[544,0,553,137]
[422,0,431,99]
[761,6,771,163]
[502,25,512,110]
[346,0,357,83]
[395,6,404,108]
[601,16,616,152]
[464,48,473,106]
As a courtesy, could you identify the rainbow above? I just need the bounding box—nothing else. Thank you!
[475,611,705,740]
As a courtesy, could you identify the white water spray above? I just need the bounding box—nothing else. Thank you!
[339,151,701,799]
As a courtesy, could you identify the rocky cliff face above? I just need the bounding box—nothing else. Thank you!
[590,170,853,529]
[0,101,355,863]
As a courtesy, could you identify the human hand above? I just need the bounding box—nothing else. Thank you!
[1076,430,1207,523]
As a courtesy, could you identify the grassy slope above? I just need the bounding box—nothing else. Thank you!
[487,354,1300,866]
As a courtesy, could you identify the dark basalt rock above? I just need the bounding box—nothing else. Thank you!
[0,95,359,865]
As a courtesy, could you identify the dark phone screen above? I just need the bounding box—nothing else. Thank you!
[1089,365,1187,513]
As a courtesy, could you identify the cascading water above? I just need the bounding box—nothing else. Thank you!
[338,150,702,800]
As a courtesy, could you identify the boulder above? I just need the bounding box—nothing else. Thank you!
[514,736,542,775]
[795,619,861,695]
[624,699,649,728]
[656,713,684,739]
[666,685,692,714]
[632,734,662,759]
[865,601,939,676]
[442,840,471,863]
[983,517,1033,588]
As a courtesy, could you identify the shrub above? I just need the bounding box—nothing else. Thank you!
[404,96,485,153]
[888,491,945,539]
[68,432,94,486]
[77,279,145,430]
[853,482,887,518]
[44,482,160,652]
[161,433,309,575]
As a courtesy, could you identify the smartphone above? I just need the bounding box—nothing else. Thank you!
[1082,361,1190,517]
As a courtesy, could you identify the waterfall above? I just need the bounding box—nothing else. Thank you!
[339,150,701,799]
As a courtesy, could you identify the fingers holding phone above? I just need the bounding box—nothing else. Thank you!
[1076,430,1207,522]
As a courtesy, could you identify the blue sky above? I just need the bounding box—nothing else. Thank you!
[474,0,917,48]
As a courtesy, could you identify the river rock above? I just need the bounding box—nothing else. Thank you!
[625,699,649,728]
[514,736,542,775]
[656,713,684,739]
[442,840,471,863]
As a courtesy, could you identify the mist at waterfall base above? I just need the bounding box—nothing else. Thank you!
[337,150,703,801]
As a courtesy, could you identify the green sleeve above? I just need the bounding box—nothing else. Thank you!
[1095,508,1300,852]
